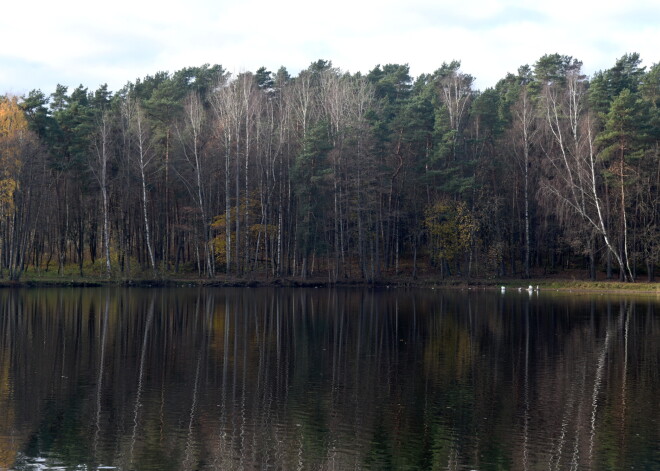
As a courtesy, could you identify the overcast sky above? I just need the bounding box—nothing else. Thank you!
[1,0,658,96]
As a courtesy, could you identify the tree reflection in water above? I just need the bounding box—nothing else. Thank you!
[0,288,657,470]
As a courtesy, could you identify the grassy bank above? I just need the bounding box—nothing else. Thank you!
[4,266,659,294]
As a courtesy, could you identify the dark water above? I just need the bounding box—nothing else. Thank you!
[0,288,658,470]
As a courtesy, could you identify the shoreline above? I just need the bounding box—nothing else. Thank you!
[2,274,658,294]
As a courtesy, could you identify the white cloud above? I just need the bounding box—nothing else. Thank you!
[1,0,658,95]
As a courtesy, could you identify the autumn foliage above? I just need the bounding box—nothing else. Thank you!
[0,96,26,211]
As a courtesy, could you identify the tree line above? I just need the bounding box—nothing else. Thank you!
[1,53,658,281]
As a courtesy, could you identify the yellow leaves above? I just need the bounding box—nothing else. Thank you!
[0,179,17,213]
[0,96,28,150]
[0,96,27,213]
[249,223,277,238]
[211,224,277,264]
[0,96,28,137]
[210,214,228,231]
[424,199,477,263]
[212,234,228,264]
[211,196,277,264]
[211,197,260,231]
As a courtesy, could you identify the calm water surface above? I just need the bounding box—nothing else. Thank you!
[0,288,658,470]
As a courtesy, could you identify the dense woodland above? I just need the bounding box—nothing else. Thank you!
[1,53,658,281]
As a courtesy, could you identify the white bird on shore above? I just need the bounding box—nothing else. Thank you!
[501,286,506,293]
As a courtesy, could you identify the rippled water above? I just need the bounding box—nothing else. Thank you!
[0,288,658,470]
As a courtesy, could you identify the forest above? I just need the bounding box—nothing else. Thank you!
[0,53,658,282]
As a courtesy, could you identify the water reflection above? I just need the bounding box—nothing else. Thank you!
[0,288,658,470]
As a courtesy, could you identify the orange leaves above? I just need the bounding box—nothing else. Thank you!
[0,95,28,211]
[0,95,28,143]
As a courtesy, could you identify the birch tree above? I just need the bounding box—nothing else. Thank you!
[432,61,474,168]
[92,110,112,277]
[177,93,214,277]
[123,95,157,273]
[537,57,629,280]
[507,68,538,278]
[210,78,234,273]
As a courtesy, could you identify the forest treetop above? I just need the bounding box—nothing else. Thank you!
[2,52,659,282]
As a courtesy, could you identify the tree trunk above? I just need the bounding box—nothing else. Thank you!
[135,106,156,274]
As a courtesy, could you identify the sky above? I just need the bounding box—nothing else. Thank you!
[1,0,658,96]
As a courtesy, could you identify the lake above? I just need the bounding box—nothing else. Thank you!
[0,287,658,470]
